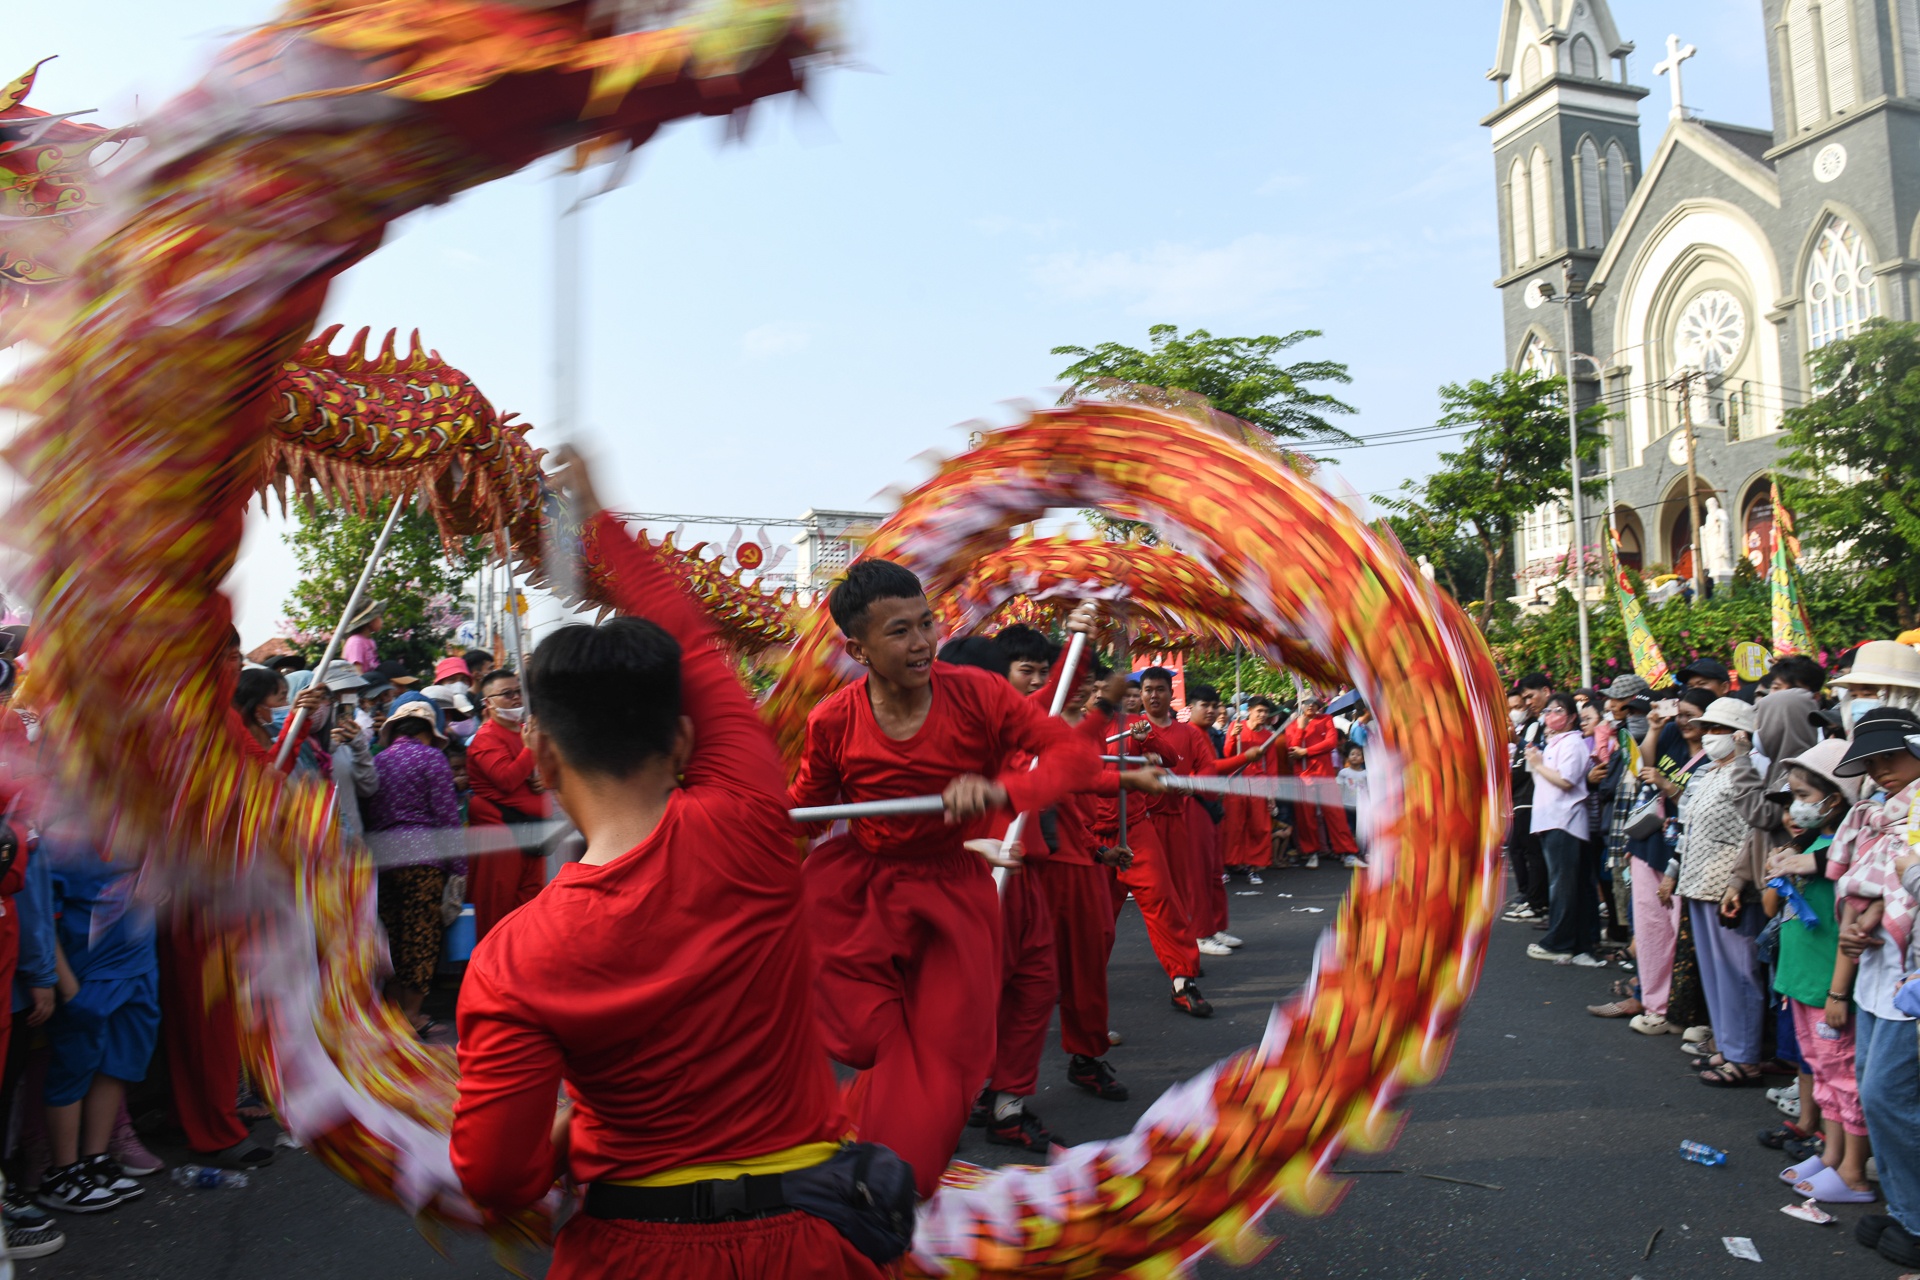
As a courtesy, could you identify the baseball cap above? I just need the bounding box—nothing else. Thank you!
[1677,657,1731,684]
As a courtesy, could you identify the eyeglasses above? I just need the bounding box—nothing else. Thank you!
[486,688,523,703]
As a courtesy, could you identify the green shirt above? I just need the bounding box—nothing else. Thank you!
[1774,874,1840,1008]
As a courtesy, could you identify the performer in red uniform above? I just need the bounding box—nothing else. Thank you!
[1283,691,1357,862]
[789,562,1099,1199]
[465,668,551,942]
[1221,697,1284,879]
[453,452,887,1279]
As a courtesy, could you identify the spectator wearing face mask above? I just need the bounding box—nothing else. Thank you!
[466,669,550,943]
[1523,693,1597,968]
[1831,641,1920,730]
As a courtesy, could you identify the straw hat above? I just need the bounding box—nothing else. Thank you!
[1833,640,1920,690]
[380,700,447,745]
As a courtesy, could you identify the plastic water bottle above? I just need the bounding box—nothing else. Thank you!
[1678,1141,1727,1167]
[171,1165,249,1190]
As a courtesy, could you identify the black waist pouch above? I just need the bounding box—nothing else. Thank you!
[780,1143,916,1265]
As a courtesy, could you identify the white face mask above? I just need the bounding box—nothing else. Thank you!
[1508,709,1528,727]
[1702,732,1737,761]
[495,705,526,725]
[1787,798,1831,829]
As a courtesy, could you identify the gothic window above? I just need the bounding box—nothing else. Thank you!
[1508,158,1532,267]
[1901,0,1920,96]
[1520,44,1542,89]
[1520,333,1556,377]
[1577,139,1603,246]
[1806,216,1880,350]
[1571,35,1599,79]
[1605,141,1629,228]
[1824,0,1857,114]
[1786,1,1823,131]
[1529,147,1553,261]
[1674,290,1747,375]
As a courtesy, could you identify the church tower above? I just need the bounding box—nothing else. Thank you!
[1484,1,1648,372]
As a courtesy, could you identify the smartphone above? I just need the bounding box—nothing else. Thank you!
[1656,698,1679,718]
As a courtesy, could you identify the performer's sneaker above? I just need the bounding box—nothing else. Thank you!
[1171,980,1213,1018]
[1304,855,1320,869]
[1067,1055,1130,1101]
[985,1108,1059,1155]
[1197,937,1232,957]
[1211,931,1243,948]
[1248,872,1264,885]
[35,1162,124,1214]
[82,1154,143,1203]
[967,1087,992,1129]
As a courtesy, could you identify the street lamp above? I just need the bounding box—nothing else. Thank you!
[1536,265,1603,690]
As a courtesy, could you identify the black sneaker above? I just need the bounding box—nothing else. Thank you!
[35,1162,124,1213]
[967,1087,992,1129]
[1858,1215,1895,1249]
[2,1182,53,1228]
[195,1137,274,1170]
[83,1153,143,1203]
[5,1217,66,1258]
[1171,981,1213,1018]
[1882,1224,1920,1267]
[985,1108,1059,1155]
[1067,1055,1130,1101]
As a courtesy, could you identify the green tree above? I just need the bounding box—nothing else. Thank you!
[1053,324,1357,445]
[1778,317,1920,627]
[279,498,486,676]
[1380,510,1489,608]
[1388,369,1609,628]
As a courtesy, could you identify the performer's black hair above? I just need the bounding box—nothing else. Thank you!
[827,560,927,639]
[995,625,1058,667]
[526,617,682,778]
[1248,696,1276,711]
[1137,666,1175,688]
[1186,683,1222,703]
[478,667,518,695]
[938,636,1011,678]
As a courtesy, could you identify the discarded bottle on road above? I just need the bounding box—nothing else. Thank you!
[170,1165,249,1190]
[1678,1141,1727,1167]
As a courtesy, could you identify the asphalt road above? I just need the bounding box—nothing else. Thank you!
[22,862,1900,1280]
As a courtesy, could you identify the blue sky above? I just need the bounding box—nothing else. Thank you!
[9,0,1776,645]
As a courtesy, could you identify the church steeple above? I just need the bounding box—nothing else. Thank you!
[1484,0,1649,367]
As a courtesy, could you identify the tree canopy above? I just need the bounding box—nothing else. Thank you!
[1052,324,1357,444]
[1778,318,1920,627]
[1388,369,1609,626]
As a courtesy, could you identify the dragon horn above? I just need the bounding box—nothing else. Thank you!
[346,326,373,370]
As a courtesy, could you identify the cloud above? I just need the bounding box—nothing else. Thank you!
[741,323,810,359]
[1030,233,1331,318]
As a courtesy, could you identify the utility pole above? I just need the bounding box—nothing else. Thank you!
[1674,368,1705,599]
[1545,264,1595,688]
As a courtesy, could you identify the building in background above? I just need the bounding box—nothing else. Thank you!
[794,509,885,592]
[1487,0,1920,598]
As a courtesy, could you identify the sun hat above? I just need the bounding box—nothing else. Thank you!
[321,664,368,693]
[380,700,447,744]
[433,656,471,684]
[1833,706,1920,778]
[1832,640,1920,690]
[1695,696,1756,734]
[422,683,474,716]
[1605,673,1651,699]
[1768,738,1864,804]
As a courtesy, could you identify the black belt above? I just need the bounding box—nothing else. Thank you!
[583,1174,794,1223]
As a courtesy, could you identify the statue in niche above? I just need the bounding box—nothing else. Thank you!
[1701,496,1735,581]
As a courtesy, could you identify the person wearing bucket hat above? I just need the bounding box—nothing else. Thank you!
[1659,698,1770,1086]
[364,700,459,1039]
[1825,706,1920,1262]
[340,603,385,674]
[1832,640,1920,729]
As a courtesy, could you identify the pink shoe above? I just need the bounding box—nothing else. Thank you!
[108,1102,164,1177]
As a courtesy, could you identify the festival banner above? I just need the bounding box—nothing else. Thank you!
[1608,527,1670,687]
[1769,479,1815,657]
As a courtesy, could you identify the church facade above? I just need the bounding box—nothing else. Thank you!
[1485,0,1920,596]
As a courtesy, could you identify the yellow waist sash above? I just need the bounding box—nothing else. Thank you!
[604,1141,840,1188]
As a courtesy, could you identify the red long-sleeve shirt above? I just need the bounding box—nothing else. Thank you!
[466,719,549,827]
[788,663,1099,860]
[1283,713,1341,778]
[451,512,844,1212]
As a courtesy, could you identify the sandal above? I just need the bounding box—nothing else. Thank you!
[1780,1154,1828,1185]
[1758,1120,1815,1150]
[1796,1165,1878,1204]
[1700,1061,1764,1087]
[1688,1051,1726,1070]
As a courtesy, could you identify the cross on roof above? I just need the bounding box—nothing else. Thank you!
[1654,33,1696,122]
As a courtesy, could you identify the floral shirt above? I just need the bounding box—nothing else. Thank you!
[364,736,461,869]
[1672,754,1760,901]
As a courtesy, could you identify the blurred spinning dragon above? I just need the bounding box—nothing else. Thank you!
[1,4,1508,1276]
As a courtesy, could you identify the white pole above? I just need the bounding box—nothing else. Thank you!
[276,497,408,769]
[1048,633,1087,717]
[1561,276,1593,689]
[790,796,948,824]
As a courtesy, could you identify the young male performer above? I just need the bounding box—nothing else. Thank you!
[1284,691,1359,867]
[1222,697,1283,883]
[453,453,881,1279]
[790,563,1099,1199]
[465,667,549,942]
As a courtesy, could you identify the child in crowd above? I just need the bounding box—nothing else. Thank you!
[1337,746,1368,865]
[1766,742,1872,1203]
[37,836,159,1213]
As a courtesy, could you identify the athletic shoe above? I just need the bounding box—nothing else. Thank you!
[1878,1223,1920,1266]
[1629,1012,1679,1035]
[1526,943,1572,962]
[82,1154,143,1203]
[1197,938,1232,957]
[109,1108,164,1176]
[1211,932,1243,949]
[4,1218,65,1259]
[1171,980,1213,1018]
[196,1137,274,1170]
[1502,906,1540,922]
[35,1162,124,1213]
[1342,855,1365,868]
[1558,953,1607,968]
[1304,856,1320,869]
[1107,1030,1123,1046]
[1067,1055,1130,1102]
[985,1108,1059,1155]
[1248,872,1264,885]
[967,1087,992,1129]
[2,1183,53,1228]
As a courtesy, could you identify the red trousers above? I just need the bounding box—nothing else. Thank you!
[159,921,246,1152]
[1293,799,1358,855]
[1033,859,1114,1059]
[988,867,1056,1097]
[1222,796,1272,869]
[1111,819,1198,982]
[1184,804,1229,938]
[552,1208,885,1280]
[804,838,999,1199]
[471,843,545,944]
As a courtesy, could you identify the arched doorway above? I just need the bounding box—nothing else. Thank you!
[1740,477,1774,571]
[1659,476,1717,579]
[1611,505,1645,570]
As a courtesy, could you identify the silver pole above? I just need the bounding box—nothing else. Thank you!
[1561,280,1593,689]
[276,497,408,769]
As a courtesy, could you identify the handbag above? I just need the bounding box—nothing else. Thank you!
[1624,784,1664,841]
